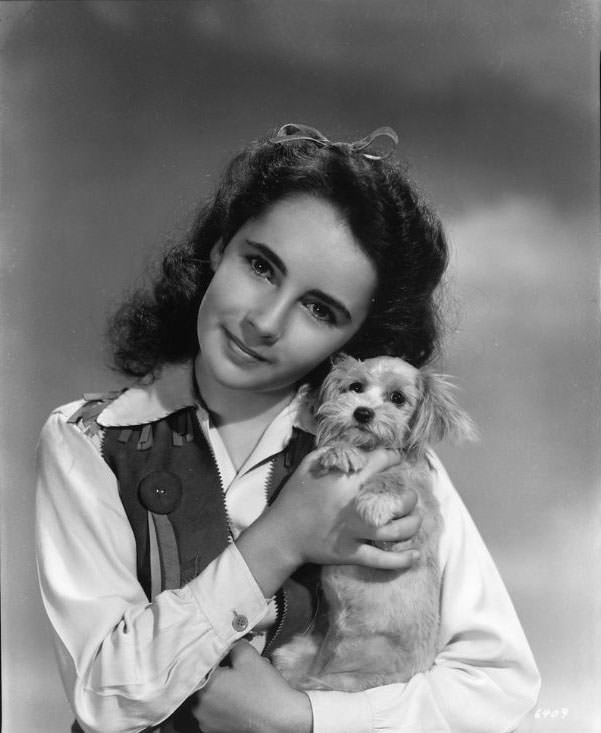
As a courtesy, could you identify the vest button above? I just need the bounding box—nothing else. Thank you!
[232,612,249,632]
[138,471,183,514]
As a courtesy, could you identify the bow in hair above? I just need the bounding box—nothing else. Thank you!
[269,123,398,160]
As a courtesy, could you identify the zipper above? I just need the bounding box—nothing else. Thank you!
[263,586,288,656]
[99,424,109,463]
[261,454,287,656]
[192,418,296,654]
[191,407,234,543]
[263,458,276,506]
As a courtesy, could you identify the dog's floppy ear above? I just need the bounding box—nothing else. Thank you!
[404,371,477,460]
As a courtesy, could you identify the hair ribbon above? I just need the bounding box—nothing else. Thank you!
[270,123,398,160]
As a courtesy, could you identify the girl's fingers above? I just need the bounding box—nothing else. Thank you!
[303,446,401,476]
[351,543,419,570]
[228,639,262,667]
[365,513,423,543]
[359,447,402,476]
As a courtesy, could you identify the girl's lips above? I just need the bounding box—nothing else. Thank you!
[223,329,270,362]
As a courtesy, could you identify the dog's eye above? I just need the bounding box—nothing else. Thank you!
[389,391,406,405]
[348,382,364,393]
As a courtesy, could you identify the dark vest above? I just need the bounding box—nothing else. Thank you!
[69,399,319,733]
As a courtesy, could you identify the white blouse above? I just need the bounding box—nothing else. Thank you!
[35,361,540,733]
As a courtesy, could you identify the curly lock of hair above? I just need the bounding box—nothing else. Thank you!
[107,129,449,383]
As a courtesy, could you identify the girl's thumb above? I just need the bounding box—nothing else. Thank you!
[229,638,259,666]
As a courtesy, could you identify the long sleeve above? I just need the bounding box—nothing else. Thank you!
[306,455,541,733]
[35,405,269,733]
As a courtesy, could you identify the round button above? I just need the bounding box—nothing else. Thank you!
[138,471,183,514]
[232,612,248,632]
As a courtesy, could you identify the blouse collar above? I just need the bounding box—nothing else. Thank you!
[96,360,316,434]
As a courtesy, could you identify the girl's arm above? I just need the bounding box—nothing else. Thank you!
[304,455,541,733]
[36,406,271,733]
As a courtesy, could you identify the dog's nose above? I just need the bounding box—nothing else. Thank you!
[353,407,374,424]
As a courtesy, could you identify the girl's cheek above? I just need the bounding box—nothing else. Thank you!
[224,260,260,291]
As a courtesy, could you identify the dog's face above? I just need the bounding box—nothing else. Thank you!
[316,354,476,457]
[316,355,421,451]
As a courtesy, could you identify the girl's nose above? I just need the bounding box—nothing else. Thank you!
[242,295,288,345]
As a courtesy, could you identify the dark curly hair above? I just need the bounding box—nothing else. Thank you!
[108,128,449,384]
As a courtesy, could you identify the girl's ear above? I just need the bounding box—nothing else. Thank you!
[209,239,225,272]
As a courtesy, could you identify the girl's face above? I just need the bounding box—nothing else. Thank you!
[196,194,378,397]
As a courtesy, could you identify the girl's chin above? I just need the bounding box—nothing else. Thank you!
[199,356,289,394]
[196,340,309,396]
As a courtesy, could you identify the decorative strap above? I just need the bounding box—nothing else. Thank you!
[270,123,398,160]
[267,427,315,504]
[68,390,124,438]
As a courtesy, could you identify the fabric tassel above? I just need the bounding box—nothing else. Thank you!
[171,411,186,447]
[118,429,133,444]
[68,390,126,438]
[147,513,163,599]
[171,409,194,446]
[151,513,181,591]
[68,402,105,438]
[137,424,153,451]
[184,410,194,442]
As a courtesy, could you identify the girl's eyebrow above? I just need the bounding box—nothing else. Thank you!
[245,239,352,323]
[306,289,352,323]
[246,240,288,275]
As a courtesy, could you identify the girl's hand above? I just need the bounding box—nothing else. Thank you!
[237,447,421,598]
[193,640,312,733]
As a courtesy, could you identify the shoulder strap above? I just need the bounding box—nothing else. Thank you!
[67,390,125,438]
[267,427,315,504]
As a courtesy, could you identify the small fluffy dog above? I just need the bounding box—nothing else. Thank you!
[272,354,476,692]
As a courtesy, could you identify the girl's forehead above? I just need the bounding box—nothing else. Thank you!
[246,195,357,256]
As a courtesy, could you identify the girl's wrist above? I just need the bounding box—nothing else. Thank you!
[236,509,302,598]
[278,690,313,733]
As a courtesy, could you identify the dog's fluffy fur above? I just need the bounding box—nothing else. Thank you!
[272,354,476,692]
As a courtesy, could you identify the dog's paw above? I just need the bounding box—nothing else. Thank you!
[316,444,367,474]
[355,474,406,527]
[295,674,336,691]
[271,635,321,687]
[355,492,396,527]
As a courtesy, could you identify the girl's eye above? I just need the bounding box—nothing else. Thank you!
[348,382,364,393]
[305,301,336,324]
[390,391,406,405]
[248,255,273,279]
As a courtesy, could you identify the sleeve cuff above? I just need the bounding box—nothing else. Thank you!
[307,690,374,733]
[187,542,269,643]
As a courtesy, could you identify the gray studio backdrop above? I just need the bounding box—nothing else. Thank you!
[1,2,599,731]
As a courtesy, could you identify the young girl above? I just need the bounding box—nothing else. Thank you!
[36,124,540,733]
